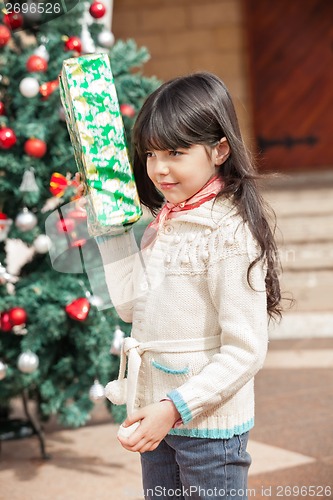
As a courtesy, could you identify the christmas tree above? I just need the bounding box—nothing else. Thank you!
[0,0,159,437]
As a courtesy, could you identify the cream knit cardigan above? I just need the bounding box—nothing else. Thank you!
[97,196,268,439]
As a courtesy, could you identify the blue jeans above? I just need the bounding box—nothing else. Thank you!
[140,432,251,499]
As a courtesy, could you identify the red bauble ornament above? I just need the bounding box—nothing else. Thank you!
[39,79,59,99]
[65,298,90,321]
[8,307,28,326]
[89,1,106,19]
[120,103,136,118]
[56,217,75,233]
[0,102,6,116]
[0,24,11,47]
[0,312,12,332]
[0,127,17,149]
[64,36,82,53]
[3,12,24,30]
[24,138,47,158]
[26,54,48,73]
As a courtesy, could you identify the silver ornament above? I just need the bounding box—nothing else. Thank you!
[33,234,52,253]
[17,351,39,374]
[89,379,105,402]
[15,208,38,232]
[110,326,125,356]
[0,360,8,380]
[97,30,115,48]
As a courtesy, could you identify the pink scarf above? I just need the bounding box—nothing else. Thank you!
[141,175,224,249]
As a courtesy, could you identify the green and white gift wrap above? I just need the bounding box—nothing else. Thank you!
[59,53,142,236]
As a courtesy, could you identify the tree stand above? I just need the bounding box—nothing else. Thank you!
[0,390,49,460]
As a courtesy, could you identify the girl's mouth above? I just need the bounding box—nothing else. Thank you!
[159,182,178,190]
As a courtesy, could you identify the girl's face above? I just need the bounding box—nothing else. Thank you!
[146,141,229,204]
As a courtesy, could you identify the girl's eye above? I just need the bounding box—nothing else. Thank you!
[169,150,182,156]
[146,152,155,158]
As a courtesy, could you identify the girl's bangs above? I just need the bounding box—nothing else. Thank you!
[137,106,195,157]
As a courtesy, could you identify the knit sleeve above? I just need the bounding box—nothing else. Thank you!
[95,228,141,323]
[167,221,268,424]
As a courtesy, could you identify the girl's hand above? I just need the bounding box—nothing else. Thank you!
[75,172,85,197]
[117,401,181,453]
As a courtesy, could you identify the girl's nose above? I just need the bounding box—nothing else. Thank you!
[154,159,169,175]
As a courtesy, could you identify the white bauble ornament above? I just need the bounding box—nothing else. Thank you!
[89,379,105,402]
[97,30,115,48]
[15,208,38,232]
[17,351,39,374]
[88,295,104,308]
[110,326,125,356]
[117,422,140,439]
[19,77,40,98]
[0,360,8,380]
[33,234,52,253]
[34,44,50,62]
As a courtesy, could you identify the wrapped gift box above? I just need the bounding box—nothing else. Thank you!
[59,53,142,236]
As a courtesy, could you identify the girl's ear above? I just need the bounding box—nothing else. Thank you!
[214,137,230,166]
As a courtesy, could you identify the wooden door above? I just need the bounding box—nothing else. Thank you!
[244,0,333,172]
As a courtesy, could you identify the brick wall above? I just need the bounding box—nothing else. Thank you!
[112,0,253,144]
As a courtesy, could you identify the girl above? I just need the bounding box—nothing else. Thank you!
[79,72,281,499]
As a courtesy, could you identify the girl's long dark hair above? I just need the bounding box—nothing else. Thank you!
[132,72,282,320]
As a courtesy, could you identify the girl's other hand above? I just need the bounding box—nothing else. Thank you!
[75,172,85,197]
[117,401,180,453]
